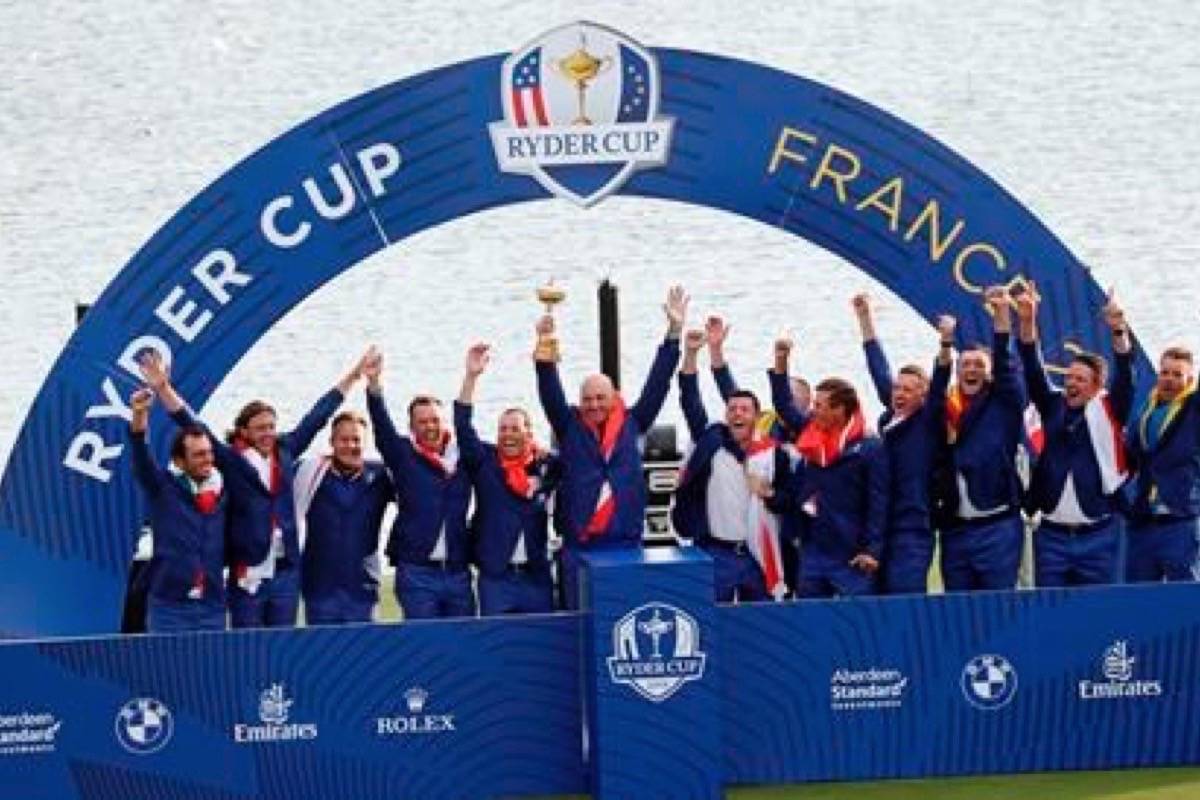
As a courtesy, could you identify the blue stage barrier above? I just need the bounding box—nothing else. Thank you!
[2,559,1198,799]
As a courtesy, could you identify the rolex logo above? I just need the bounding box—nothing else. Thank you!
[404,686,428,714]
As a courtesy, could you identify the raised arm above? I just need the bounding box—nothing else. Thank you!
[769,336,809,433]
[629,285,687,431]
[362,351,411,479]
[141,352,239,470]
[706,315,738,401]
[128,387,163,494]
[678,329,709,440]
[986,285,1028,411]
[926,315,955,425]
[853,294,893,406]
[454,343,490,467]
[1014,286,1056,415]
[533,313,572,438]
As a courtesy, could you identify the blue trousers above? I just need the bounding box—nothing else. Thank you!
[883,528,933,594]
[1034,518,1121,587]
[304,591,376,625]
[941,514,1024,592]
[1125,517,1200,583]
[393,562,475,620]
[478,569,554,615]
[797,550,877,598]
[146,596,225,633]
[703,544,769,603]
[228,562,300,629]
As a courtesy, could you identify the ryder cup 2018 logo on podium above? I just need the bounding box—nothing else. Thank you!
[607,602,706,703]
[490,21,674,206]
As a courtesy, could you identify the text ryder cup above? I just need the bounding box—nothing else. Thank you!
[491,122,672,169]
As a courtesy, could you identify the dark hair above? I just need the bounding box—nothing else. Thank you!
[407,394,442,418]
[962,343,993,358]
[727,389,761,413]
[815,377,859,416]
[1163,345,1194,364]
[1071,352,1107,385]
[227,400,276,444]
[330,410,367,430]
[171,425,210,461]
[791,377,811,393]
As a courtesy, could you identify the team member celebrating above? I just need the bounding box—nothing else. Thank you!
[535,285,686,609]
[772,339,889,598]
[674,330,792,601]
[294,408,394,624]
[938,286,1028,592]
[457,343,561,615]
[1125,340,1200,583]
[141,350,370,628]
[852,294,953,594]
[128,388,228,633]
[1015,286,1134,586]
[363,351,475,619]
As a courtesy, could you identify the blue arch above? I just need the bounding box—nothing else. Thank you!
[0,47,1144,636]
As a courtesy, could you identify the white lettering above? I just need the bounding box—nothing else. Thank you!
[193,249,251,305]
[117,336,172,382]
[303,164,357,221]
[64,432,123,483]
[260,195,311,248]
[84,378,133,423]
[357,142,402,198]
[155,286,213,343]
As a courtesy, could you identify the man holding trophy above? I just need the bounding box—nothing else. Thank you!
[534,284,687,609]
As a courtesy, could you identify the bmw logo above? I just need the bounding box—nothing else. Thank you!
[961,654,1018,710]
[115,697,174,754]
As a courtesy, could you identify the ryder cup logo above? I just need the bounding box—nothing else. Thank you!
[115,697,174,754]
[490,21,674,206]
[607,602,706,703]
[961,654,1018,710]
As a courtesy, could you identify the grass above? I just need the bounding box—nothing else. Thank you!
[535,768,1200,799]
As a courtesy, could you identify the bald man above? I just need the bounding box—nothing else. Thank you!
[535,285,687,609]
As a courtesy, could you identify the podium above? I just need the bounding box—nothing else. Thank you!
[579,547,721,800]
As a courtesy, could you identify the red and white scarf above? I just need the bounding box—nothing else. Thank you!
[796,409,866,468]
[168,464,223,598]
[742,437,787,600]
[292,455,333,553]
[945,386,972,445]
[580,397,628,542]
[498,441,543,499]
[1084,392,1128,494]
[234,441,284,593]
[415,431,460,477]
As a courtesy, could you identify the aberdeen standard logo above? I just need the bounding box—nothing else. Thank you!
[607,602,706,703]
[961,654,1018,711]
[490,21,674,206]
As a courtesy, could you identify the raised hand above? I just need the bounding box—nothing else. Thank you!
[129,387,154,433]
[851,292,871,319]
[664,285,689,336]
[465,342,491,376]
[936,315,957,341]
[705,315,730,349]
[985,285,1012,332]
[773,334,794,373]
[138,351,170,393]
[684,329,705,353]
[1102,288,1127,333]
[361,349,383,387]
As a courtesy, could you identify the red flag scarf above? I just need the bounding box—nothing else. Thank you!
[415,431,456,476]
[498,441,543,499]
[580,396,628,541]
[796,409,866,467]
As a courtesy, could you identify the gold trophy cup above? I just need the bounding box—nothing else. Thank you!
[555,35,613,126]
[535,281,567,361]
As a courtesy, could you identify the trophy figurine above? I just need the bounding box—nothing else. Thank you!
[555,34,612,125]
[535,280,567,362]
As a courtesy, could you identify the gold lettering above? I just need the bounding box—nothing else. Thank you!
[855,176,904,232]
[767,127,818,175]
[904,199,965,263]
[809,144,861,204]
[953,243,1007,293]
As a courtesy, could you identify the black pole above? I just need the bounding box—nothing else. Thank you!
[75,302,91,326]
[598,279,620,390]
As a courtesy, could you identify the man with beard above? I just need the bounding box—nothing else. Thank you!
[363,351,474,619]
[938,286,1029,591]
[852,294,954,594]
[535,285,686,610]
[456,343,561,615]
[140,350,370,628]
[128,387,228,632]
[1015,286,1133,586]
[294,407,394,624]
[772,340,889,598]
[1125,341,1200,583]
[673,330,792,601]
